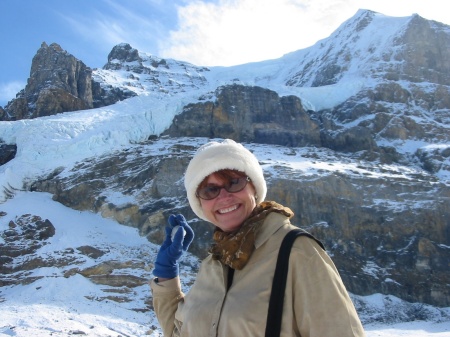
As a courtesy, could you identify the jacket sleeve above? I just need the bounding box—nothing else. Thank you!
[150,277,184,337]
[291,237,366,337]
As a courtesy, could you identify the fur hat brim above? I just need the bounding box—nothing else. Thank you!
[184,139,267,221]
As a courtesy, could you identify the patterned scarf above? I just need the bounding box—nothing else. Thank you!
[209,201,294,270]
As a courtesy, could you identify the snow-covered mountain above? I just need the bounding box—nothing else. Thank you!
[0,9,449,336]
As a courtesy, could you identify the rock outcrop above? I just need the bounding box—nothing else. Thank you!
[0,43,139,120]
[91,42,209,103]
[91,43,139,108]
[164,84,321,147]
[0,214,57,286]
[2,43,93,120]
[0,142,17,165]
[0,211,153,309]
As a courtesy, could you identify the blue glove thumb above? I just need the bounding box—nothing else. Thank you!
[153,214,194,278]
[168,214,194,251]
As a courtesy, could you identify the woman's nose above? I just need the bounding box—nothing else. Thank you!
[216,186,231,198]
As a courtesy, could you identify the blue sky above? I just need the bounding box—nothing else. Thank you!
[1,0,449,107]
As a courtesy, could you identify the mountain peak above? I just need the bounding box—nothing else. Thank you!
[106,43,141,64]
[0,41,93,120]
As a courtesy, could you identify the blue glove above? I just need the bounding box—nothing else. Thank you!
[153,214,194,278]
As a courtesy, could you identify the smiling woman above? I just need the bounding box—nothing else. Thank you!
[150,138,365,337]
[196,171,256,232]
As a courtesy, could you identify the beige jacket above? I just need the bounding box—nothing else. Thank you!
[150,212,365,337]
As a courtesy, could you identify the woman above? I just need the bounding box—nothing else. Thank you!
[151,139,365,337]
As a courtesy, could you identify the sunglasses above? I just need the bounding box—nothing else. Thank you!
[196,176,251,200]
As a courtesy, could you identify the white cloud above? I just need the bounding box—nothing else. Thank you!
[57,0,169,59]
[159,0,450,67]
[59,12,135,52]
[159,0,360,66]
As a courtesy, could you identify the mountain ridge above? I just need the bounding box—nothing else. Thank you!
[4,9,450,116]
[3,9,449,177]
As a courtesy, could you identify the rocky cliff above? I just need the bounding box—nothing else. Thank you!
[0,43,138,120]
[164,84,321,147]
[0,41,212,121]
[1,43,93,120]
[28,137,449,308]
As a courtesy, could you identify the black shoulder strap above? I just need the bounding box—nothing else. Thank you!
[264,229,325,337]
[227,267,235,291]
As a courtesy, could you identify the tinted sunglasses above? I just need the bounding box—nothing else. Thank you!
[196,176,251,200]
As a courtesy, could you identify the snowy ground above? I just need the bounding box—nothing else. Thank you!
[0,192,449,337]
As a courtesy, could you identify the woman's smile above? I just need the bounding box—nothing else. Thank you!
[217,203,240,214]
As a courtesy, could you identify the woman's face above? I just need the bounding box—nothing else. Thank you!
[199,172,257,232]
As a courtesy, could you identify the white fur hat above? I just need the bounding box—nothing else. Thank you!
[184,139,267,220]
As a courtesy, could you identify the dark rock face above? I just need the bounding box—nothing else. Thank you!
[0,143,17,165]
[92,81,137,108]
[105,43,143,69]
[164,84,321,147]
[314,79,450,167]
[0,42,138,120]
[321,126,378,153]
[0,214,56,285]
[2,43,93,120]
[394,15,450,85]
[268,175,450,307]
